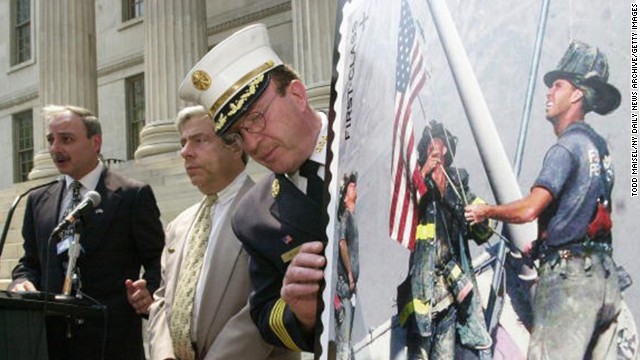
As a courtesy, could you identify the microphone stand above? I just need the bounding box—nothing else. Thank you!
[0,178,60,260]
[57,219,84,300]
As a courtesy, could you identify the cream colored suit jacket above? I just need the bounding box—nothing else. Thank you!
[148,178,298,360]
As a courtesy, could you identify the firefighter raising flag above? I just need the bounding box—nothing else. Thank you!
[389,0,427,250]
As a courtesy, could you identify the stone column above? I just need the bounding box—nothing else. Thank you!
[135,0,208,159]
[29,0,99,180]
[291,0,337,111]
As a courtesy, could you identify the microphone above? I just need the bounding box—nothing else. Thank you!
[52,191,102,236]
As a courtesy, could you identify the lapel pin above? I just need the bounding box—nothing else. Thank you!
[281,235,293,245]
[95,208,104,214]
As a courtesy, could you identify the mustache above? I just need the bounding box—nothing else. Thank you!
[52,153,70,162]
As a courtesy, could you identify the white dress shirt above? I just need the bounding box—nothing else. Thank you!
[60,161,103,221]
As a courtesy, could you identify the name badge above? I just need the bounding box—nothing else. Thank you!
[56,236,72,255]
[280,245,302,264]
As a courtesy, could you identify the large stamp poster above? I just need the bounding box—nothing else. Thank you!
[320,0,638,359]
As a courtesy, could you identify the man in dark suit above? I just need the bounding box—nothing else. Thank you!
[179,24,327,353]
[9,105,165,360]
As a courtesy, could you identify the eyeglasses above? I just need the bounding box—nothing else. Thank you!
[221,94,278,151]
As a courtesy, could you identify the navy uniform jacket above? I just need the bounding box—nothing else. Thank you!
[12,168,165,360]
[232,173,326,352]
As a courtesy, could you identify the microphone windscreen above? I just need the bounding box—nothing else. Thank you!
[85,191,102,207]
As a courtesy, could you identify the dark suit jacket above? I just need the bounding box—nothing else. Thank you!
[231,173,326,353]
[12,168,165,360]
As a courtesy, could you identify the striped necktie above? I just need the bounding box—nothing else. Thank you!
[170,194,218,360]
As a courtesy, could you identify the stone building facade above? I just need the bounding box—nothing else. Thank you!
[0,0,336,290]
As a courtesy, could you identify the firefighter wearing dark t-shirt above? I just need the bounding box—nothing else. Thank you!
[465,40,622,360]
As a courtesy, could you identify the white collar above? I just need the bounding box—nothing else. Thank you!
[208,170,248,205]
[64,161,103,191]
[309,111,328,166]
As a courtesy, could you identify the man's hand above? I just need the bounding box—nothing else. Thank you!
[281,241,325,332]
[464,203,490,225]
[424,150,441,175]
[9,279,36,292]
[522,239,540,259]
[421,149,447,197]
[125,279,153,315]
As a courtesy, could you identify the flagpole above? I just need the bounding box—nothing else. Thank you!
[514,0,550,176]
[483,0,550,336]
[424,0,538,254]
[425,1,539,346]
[485,0,550,340]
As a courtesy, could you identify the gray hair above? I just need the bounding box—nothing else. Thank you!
[43,104,101,138]
[175,105,209,133]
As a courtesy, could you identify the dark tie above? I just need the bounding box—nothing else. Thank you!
[299,160,323,204]
[61,181,82,238]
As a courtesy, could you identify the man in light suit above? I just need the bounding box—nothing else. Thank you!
[178,24,328,354]
[137,106,297,360]
[10,105,165,360]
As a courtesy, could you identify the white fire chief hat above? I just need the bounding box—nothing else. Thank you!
[178,23,283,135]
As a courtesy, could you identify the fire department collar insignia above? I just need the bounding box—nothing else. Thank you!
[271,178,280,197]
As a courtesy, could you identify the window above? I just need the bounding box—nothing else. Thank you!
[12,0,32,65]
[126,74,145,159]
[13,110,33,182]
[123,0,144,22]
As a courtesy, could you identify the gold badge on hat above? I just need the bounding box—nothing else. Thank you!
[192,70,212,91]
[271,178,280,197]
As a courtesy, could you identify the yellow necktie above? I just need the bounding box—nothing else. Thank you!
[170,194,217,360]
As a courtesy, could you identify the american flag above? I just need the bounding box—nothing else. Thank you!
[389,0,427,250]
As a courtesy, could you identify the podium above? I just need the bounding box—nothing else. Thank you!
[0,290,106,360]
